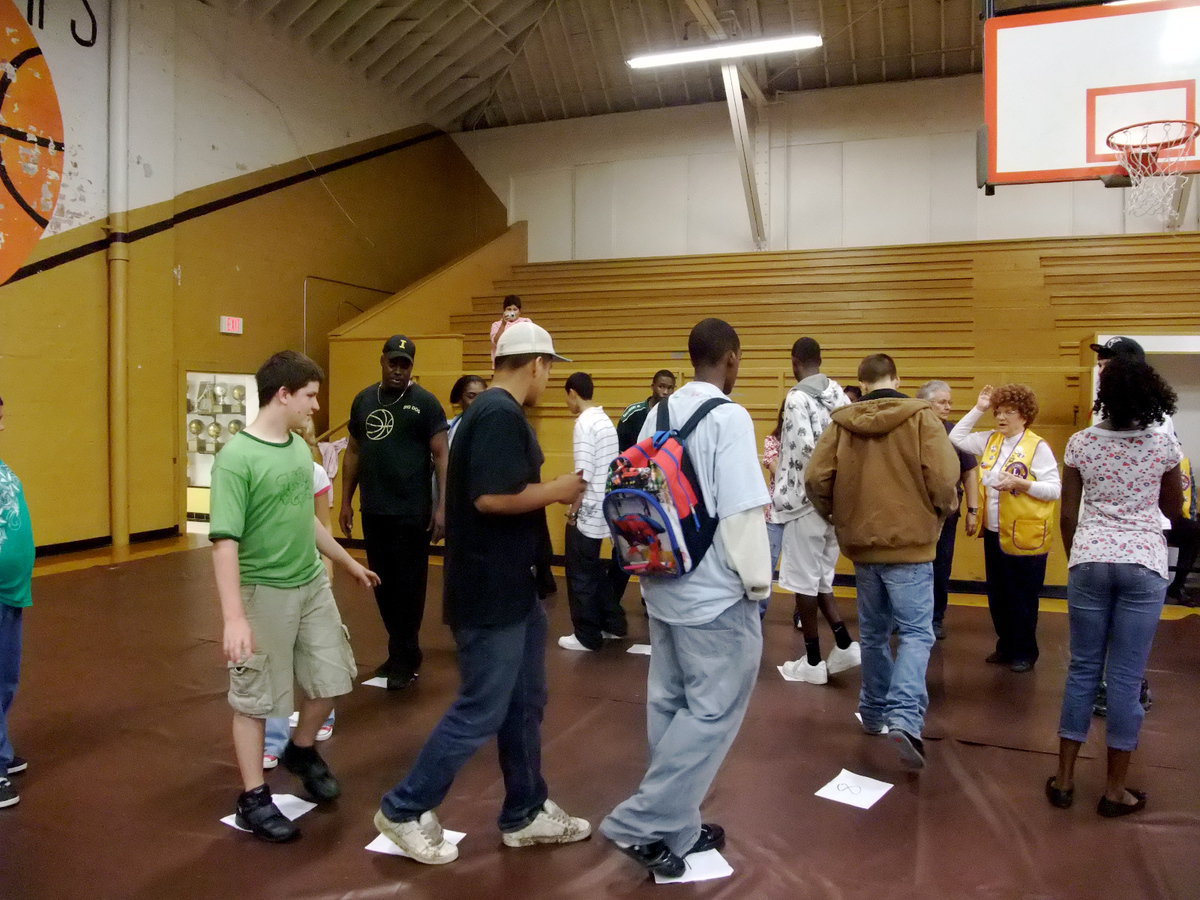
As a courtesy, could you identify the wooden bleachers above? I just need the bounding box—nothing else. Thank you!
[448,232,1200,582]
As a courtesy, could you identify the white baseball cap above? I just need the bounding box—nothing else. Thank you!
[494,321,571,362]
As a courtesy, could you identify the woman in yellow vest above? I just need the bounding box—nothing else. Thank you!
[950,384,1061,672]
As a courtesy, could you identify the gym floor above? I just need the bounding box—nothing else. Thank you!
[4,544,1198,898]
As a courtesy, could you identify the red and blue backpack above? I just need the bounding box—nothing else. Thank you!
[603,396,729,577]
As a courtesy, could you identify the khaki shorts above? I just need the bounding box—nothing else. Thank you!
[778,513,841,595]
[227,572,356,719]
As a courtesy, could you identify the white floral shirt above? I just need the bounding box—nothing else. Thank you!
[1063,426,1183,578]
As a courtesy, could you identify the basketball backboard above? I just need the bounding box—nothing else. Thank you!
[983,0,1200,186]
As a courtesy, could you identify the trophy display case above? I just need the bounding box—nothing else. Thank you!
[185,372,258,491]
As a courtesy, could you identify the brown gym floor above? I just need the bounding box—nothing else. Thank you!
[3,546,1199,899]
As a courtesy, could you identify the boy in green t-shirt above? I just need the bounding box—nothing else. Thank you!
[0,394,35,810]
[211,351,379,842]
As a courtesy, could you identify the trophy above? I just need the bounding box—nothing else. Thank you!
[213,383,229,414]
[207,420,224,453]
[187,418,204,453]
[231,384,246,414]
[227,419,244,437]
[196,382,214,415]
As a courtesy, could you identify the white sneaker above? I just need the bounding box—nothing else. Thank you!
[501,799,591,847]
[262,754,279,770]
[557,634,594,651]
[827,641,862,675]
[374,809,459,864]
[316,723,334,741]
[781,658,829,684]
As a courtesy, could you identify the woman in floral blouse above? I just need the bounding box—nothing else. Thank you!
[1047,357,1183,818]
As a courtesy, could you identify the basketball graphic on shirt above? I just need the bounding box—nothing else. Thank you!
[0,5,65,286]
[365,408,394,440]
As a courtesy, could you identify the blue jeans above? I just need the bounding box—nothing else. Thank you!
[0,604,22,769]
[264,710,336,756]
[601,598,761,856]
[380,601,549,831]
[1059,562,1167,752]
[854,562,935,737]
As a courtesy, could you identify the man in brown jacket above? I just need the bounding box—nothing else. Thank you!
[805,353,959,770]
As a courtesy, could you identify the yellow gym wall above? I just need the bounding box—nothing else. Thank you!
[0,127,507,548]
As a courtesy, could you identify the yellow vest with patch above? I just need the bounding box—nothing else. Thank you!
[978,429,1054,556]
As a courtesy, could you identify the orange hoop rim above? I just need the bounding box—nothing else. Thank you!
[1106,119,1200,154]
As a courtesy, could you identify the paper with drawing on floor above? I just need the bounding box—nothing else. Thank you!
[221,793,315,831]
[627,644,652,655]
[362,676,388,688]
[652,849,733,884]
[815,769,893,810]
[367,828,466,858]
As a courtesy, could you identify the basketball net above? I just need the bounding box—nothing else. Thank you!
[1107,120,1200,225]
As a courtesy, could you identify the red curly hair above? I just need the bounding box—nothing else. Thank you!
[990,383,1039,426]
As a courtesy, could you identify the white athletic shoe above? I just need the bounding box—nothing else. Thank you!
[781,658,829,684]
[262,754,279,770]
[374,809,459,865]
[315,722,334,741]
[557,634,594,651]
[827,641,862,675]
[501,799,591,847]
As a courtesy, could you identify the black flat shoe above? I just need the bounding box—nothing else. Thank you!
[688,824,725,855]
[618,840,685,878]
[985,651,1010,665]
[1045,776,1073,809]
[1009,660,1035,673]
[1098,790,1147,818]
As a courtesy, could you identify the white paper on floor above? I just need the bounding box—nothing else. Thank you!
[652,849,733,885]
[221,793,315,832]
[362,676,388,688]
[627,644,652,655]
[814,769,893,810]
[366,828,467,858]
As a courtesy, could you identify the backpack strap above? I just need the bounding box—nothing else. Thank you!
[653,395,732,442]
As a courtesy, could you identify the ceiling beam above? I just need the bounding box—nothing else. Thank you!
[682,0,767,107]
[722,64,766,248]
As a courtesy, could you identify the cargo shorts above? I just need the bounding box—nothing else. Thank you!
[227,571,356,718]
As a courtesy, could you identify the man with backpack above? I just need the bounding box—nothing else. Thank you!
[600,318,771,879]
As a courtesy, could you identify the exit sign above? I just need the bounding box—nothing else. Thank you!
[220,316,244,335]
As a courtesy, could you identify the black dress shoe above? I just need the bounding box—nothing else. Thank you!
[933,622,946,640]
[985,651,1010,665]
[281,741,340,801]
[1009,660,1035,673]
[235,785,299,842]
[618,840,685,878]
[1098,789,1147,818]
[688,824,725,855]
[1045,776,1073,809]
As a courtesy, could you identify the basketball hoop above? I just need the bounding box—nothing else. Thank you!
[1106,120,1200,224]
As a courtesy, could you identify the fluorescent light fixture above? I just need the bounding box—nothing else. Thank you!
[627,34,823,69]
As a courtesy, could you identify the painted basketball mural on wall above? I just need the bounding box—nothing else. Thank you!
[0,3,65,285]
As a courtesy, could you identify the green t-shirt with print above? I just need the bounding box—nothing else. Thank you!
[0,458,35,608]
[209,432,322,588]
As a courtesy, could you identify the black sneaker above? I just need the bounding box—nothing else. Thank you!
[618,840,685,878]
[6,756,27,775]
[888,728,926,769]
[235,784,298,842]
[688,824,725,855]
[933,622,946,640]
[386,671,419,691]
[0,777,18,809]
[280,741,340,801]
[1140,678,1152,712]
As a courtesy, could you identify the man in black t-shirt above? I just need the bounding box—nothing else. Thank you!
[374,322,590,865]
[340,335,448,690]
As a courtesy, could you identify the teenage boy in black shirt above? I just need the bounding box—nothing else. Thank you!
[374,322,590,865]
[340,335,448,690]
